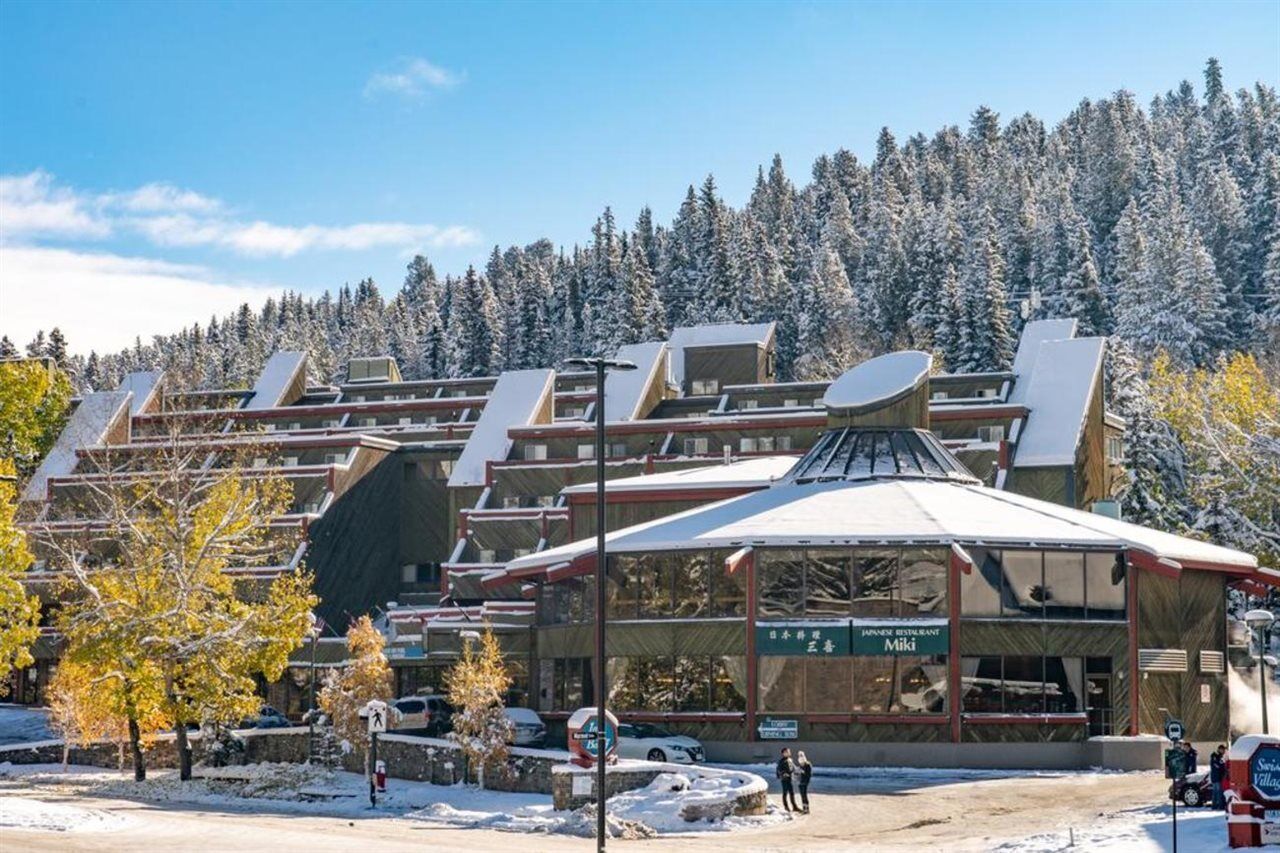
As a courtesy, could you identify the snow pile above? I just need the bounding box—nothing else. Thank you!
[0,796,132,833]
[0,704,55,746]
[193,762,343,799]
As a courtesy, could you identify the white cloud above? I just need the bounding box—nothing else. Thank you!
[134,214,481,257]
[364,57,463,100]
[102,182,222,214]
[0,171,480,258]
[0,245,280,353]
[0,171,110,240]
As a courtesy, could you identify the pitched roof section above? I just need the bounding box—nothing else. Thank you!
[116,371,165,416]
[1009,318,1078,404]
[603,341,667,422]
[1013,337,1106,468]
[504,475,1256,577]
[667,322,775,387]
[244,351,308,410]
[22,391,132,502]
[448,369,555,488]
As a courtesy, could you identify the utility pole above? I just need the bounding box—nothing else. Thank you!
[566,355,636,851]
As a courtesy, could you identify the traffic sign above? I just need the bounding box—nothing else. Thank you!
[1165,718,1184,742]
[366,700,388,734]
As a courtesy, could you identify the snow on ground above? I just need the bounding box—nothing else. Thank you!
[0,795,133,833]
[0,704,54,746]
[0,760,782,838]
[996,804,1229,853]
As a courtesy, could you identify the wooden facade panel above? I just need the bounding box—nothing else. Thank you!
[1073,373,1107,509]
[962,723,1085,743]
[684,344,763,393]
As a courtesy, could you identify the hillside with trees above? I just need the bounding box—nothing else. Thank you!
[6,59,1278,563]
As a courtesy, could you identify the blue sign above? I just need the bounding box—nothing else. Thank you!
[579,716,617,758]
[1164,719,1184,743]
[1251,744,1280,802]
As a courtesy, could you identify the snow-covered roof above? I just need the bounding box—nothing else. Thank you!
[116,371,164,417]
[243,351,307,410]
[603,342,667,422]
[1009,318,1078,404]
[1013,337,1106,468]
[22,391,132,502]
[667,322,775,387]
[560,455,797,495]
[822,351,931,413]
[448,369,555,488]
[504,474,1256,577]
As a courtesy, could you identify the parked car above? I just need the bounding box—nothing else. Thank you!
[615,722,704,764]
[240,706,291,729]
[1170,771,1213,807]
[504,707,547,747]
[391,695,453,736]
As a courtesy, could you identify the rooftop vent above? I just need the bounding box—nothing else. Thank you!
[346,357,402,384]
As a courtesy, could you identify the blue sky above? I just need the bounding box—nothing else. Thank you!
[1,0,1277,352]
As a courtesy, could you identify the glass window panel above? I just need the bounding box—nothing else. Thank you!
[674,656,710,712]
[805,658,851,712]
[638,555,674,618]
[961,656,1004,713]
[607,556,641,620]
[900,549,948,616]
[608,656,672,711]
[1002,655,1046,713]
[1001,551,1044,618]
[606,657,637,710]
[564,658,585,710]
[806,550,852,616]
[712,550,748,617]
[712,656,748,711]
[757,550,805,618]
[851,657,897,713]
[960,548,1002,617]
[852,549,899,617]
[898,655,949,714]
[1043,553,1086,619]
[1045,657,1085,713]
[1085,553,1126,619]
[673,552,710,618]
[758,657,805,712]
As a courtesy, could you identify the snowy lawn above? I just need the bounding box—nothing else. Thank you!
[0,760,785,838]
[0,704,54,746]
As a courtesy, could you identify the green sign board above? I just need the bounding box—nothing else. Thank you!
[757,717,798,740]
[850,623,948,656]
[755,623,850,656]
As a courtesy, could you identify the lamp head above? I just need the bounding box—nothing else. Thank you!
[1245,609,1275,630]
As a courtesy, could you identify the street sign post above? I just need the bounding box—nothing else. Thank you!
[362,700,388,808]
[1164,718,1185,853]
[1165,719,1184,743]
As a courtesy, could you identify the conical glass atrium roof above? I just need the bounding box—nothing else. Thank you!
[785,427,980,484]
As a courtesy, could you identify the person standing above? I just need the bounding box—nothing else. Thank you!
[1210,744,1228,810]
[776,747,798,813]
[796,750,813,814]
[1181,740,1199,775]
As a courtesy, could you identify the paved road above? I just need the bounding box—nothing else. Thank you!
[2,771,1169,852]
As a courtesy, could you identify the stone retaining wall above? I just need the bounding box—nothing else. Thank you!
[0,728,309,770]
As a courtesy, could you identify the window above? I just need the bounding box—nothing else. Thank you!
[398,417,413,426]
[282,456,299,467]
[535,495,556,508]
[502,495,521,509]
[805,550,852,617]
[898,549,948,616]
[777,436,792,451]
[979,388,999,399]
[564,406,585,418]
[673,552,710,618]
[577,444,594,460]
[607,555,643,619]
[322,419,341,428]
[784,398,799,408]
[757,550,805,618]
[637,554,675,617]
[852,550,898,617]
[740,437,758,453]
[691,378,719,395]
[758,657,805,712]
[675,657,711,711]
[602,656,745,713]
[931,391,950,401]
[806,657,852,711]
[711,656,748,711]
[961,655,1085,714]
[252,457,268,469]
[976,425,1004,443]
[713,550,748,617]
[961,550,1124,620]
[683,437,709,456]
[741,399,759,410]
[323,452,346,465]
[853,655,948,714]
[524,444,548,461]
[358,417,377,427]
[1106,435,1124,463]
[1043,552,1086,619]
[610,443,628,457]
[1002,552,1044,618]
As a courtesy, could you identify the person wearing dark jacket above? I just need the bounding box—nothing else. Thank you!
[1210,744,1228,809]
[776,747,799,813]
[1181,740,1199,775]
[796,750,813,814]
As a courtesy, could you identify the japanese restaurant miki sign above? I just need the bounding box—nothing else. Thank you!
[850,623,948,655]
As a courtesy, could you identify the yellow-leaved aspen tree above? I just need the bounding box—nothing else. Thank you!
[0,458,39,694]
[446,628,513,789]
[318,614,393,772]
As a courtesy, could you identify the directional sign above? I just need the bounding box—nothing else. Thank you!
[1164,718,1184,743]
[366,700,388,734]
[758,717,798,740]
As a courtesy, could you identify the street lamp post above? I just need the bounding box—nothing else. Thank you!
[1246,610,1276,734]
[566,355,636,851]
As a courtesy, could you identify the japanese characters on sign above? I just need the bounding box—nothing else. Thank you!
[755,623,849,656]
[755,620,950,656]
